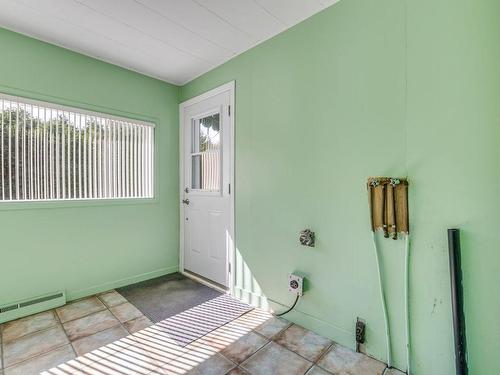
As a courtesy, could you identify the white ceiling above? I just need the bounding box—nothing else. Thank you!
[0,0,339,85]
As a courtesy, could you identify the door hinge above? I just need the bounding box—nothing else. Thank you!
[228,105,231,117]
[228,263,231,273]
[228,183,231,194]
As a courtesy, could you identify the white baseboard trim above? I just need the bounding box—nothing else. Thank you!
[233,286,270,309]
[181,270,227,293]
[66,265,179,301]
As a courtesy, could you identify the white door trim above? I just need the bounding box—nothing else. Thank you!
[179,81,235,294]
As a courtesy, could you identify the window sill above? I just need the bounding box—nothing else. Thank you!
[0,197,159,211]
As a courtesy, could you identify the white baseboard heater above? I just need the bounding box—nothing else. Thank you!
[0,291,66,324]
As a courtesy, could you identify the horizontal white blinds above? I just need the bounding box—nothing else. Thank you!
[0,97,154,202]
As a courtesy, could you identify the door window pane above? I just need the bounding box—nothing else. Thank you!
[192,113,220,153]
[191,113,220,191]
[191,155,201,189]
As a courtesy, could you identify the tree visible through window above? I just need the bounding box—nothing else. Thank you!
[0,95,154,202]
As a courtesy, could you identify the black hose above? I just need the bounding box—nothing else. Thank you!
[274,295,300,317]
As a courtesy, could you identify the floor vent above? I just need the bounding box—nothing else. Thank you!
[0,292,66,323]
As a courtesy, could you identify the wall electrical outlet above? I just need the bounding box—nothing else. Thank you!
[356,318,366,344]
[355,317,366,354]
[288,274,304,296]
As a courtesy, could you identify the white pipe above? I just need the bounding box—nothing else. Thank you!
[372,231,392,367]
[405,233,412,374]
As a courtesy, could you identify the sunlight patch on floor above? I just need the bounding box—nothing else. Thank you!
[42,303,272,375]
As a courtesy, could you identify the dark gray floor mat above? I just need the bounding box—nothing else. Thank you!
[117,273,253,346]
[152,293,254,346]
[117,273,222,323]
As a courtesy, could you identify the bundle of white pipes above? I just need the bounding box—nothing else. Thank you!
[367,177,411,375]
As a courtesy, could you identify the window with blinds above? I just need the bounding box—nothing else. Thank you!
[0,94,154,202]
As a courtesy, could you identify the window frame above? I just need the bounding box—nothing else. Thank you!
[0,91,157,210]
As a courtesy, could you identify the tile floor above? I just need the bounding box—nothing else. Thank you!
[0,288,406,375]
[0,291,152,375]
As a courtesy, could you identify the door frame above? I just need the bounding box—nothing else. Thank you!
[178,81,235,294]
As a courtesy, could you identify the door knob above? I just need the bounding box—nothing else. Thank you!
[182,199,190,205]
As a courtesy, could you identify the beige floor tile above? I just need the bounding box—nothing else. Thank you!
[305,365,331,375]
[2,310,59,343]
[385,368,405,375]
[184,323,247,355]
[147,355,197,375]
[183,340,220,360]
[71,325,129,356]
[158,351,236,375]
[104,337,178,373]
[148,365,182,375]
[56,343,138,375]
[221,319,254,339]
[7,290,394,375]
[226,367,250,375]
[3,325,69,368]
[86,348,161,375]
[56,297,106,323]
[63,310,120,341]
[275,324,332,362]
[4,344,75,375]
[124,315,153,334]
[122,329,188,365]
[230,309,274,332]
[39,354,94,375]
[55,358,128,375]
[109,302,143,323]
[98,290,128,308]
[317,344,386,375]
[241,342,313,375]
[253,316,291,339]
[221,331,269,364]
[186,352,236,375]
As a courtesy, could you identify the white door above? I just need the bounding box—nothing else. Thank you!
[181,84,233,288]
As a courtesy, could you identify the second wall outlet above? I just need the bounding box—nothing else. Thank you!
[288,274,304,296]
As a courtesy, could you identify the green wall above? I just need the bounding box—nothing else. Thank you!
[0,28,180,302]
[181,0,500,374]
[2,0,499,373]
[407,1,500,374]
